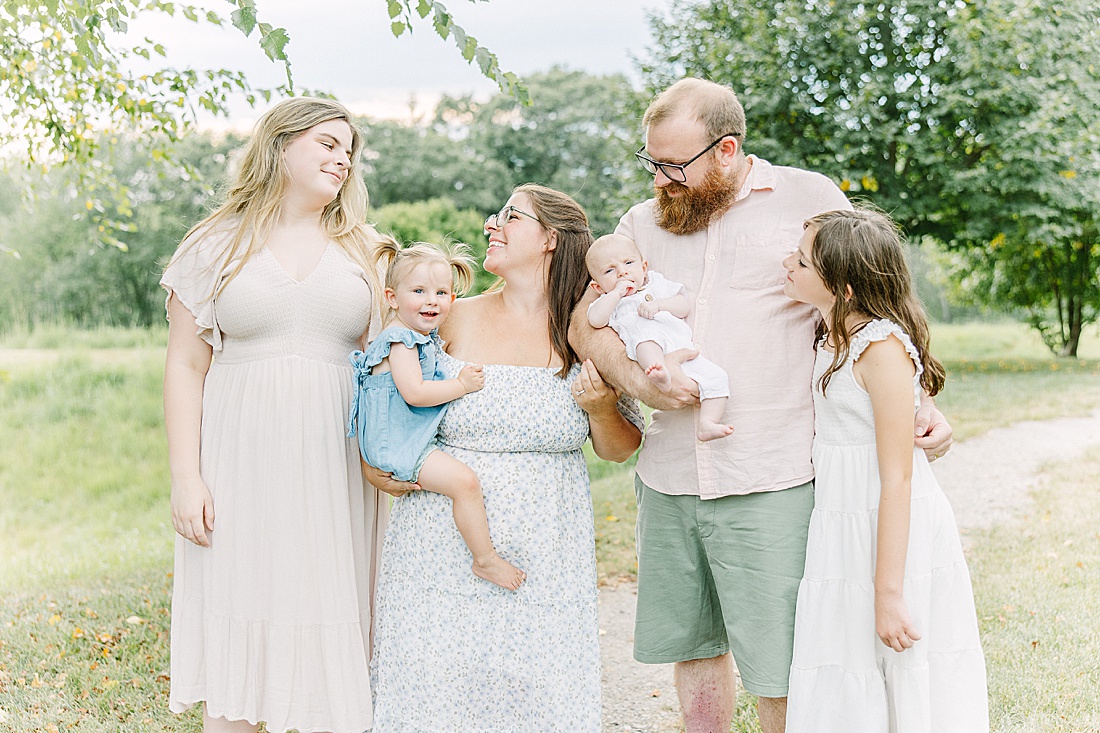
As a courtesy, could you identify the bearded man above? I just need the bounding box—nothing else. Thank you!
[570,78,955,733]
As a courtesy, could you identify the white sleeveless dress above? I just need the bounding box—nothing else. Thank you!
[787,319,988,733]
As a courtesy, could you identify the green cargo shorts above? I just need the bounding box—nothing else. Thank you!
[633,475,813,698]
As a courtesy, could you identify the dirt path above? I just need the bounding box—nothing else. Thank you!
[597,409,1100,732]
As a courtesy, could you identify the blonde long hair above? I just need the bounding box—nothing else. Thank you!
[374,237,476,327]
[166,97,382,299]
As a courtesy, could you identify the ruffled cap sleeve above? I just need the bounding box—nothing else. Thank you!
[160,229,235,351]
[349,325,432,373]
[850,319,924,406]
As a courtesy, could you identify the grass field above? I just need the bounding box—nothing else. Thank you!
[2,321,1099,732]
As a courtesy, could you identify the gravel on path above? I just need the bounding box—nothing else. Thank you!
[598,409,1100,732]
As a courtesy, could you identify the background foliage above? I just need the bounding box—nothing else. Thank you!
[1,2,1097,355]
[639,0,1100,355]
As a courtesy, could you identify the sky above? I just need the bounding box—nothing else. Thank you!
[128,0,666,127]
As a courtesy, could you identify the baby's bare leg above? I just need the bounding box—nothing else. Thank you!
[635,340,673,392]
[417,450,525,590]
[697,396,734,442]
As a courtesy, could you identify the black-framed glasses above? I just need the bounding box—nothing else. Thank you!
[635,133,741,183]
[484,205,540,230]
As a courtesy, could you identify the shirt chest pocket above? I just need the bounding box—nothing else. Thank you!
[728,232,798,290]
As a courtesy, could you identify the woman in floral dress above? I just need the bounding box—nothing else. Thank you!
[368,185,642,732]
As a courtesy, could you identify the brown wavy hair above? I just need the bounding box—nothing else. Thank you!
[808,208,946,397]
[512,184,595,378]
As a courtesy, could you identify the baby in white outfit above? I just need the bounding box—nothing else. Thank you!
[586,233,733,442]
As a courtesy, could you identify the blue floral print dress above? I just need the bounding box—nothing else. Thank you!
[370,352,643,732]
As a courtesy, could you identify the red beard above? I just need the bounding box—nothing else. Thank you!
[654,163,740,235]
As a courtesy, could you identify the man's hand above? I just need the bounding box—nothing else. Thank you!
[652,348,700,410]
[915,400,953,462]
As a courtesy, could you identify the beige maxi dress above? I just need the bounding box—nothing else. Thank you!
[161,232,386,733]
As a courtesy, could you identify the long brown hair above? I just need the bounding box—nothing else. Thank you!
[513,184,594,378]
[166,97,382,300]
[808,208,946,396]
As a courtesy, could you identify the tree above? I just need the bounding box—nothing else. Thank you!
[1,0,288,247]
[0,131,241,327]
[0,0,523,249]
[436,68,650,235]
[359,117,512,213]
[641,0,1100,355]
[359,69,649,236]
[933,0,1100,356]
[639,0,961,235]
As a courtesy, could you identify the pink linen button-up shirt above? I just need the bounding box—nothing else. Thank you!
[616,155,851,499]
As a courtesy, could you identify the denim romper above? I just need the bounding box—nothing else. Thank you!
[347,326,449,482]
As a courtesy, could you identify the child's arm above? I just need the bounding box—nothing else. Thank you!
[388,342,484,407]
[638,292,691,320]
[571,289,699,410]
[856,335,923,653]
[587,282,631,328]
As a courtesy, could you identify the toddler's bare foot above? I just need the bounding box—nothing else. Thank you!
[697,419,734,442]
[645,363,673,392]
[473,554,526,591]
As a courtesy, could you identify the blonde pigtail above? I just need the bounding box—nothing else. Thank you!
[438,240,476,296]
[372,234,402,278]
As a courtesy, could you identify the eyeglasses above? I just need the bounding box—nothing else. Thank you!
[635,133,741,183]
[484,205,541,231]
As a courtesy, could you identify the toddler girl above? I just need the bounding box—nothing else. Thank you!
[586,233,732,441]
[348,239,525,591]
[783,209,988,732]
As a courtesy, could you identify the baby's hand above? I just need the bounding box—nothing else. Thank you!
[638,300,659,319]
[458,363,485,394]
[613,279,636,297]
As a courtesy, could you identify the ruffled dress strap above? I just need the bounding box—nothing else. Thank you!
[350,326,432,371]
[346,326,437,438]
[160,227,238,352]
[850,318,924,405]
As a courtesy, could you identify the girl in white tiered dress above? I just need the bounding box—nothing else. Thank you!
[782,209,988,733]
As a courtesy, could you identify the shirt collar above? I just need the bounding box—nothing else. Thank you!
[734,155,776,201]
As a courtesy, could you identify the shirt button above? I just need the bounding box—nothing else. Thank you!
[708,254,716,261]
[698,298,707,305]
